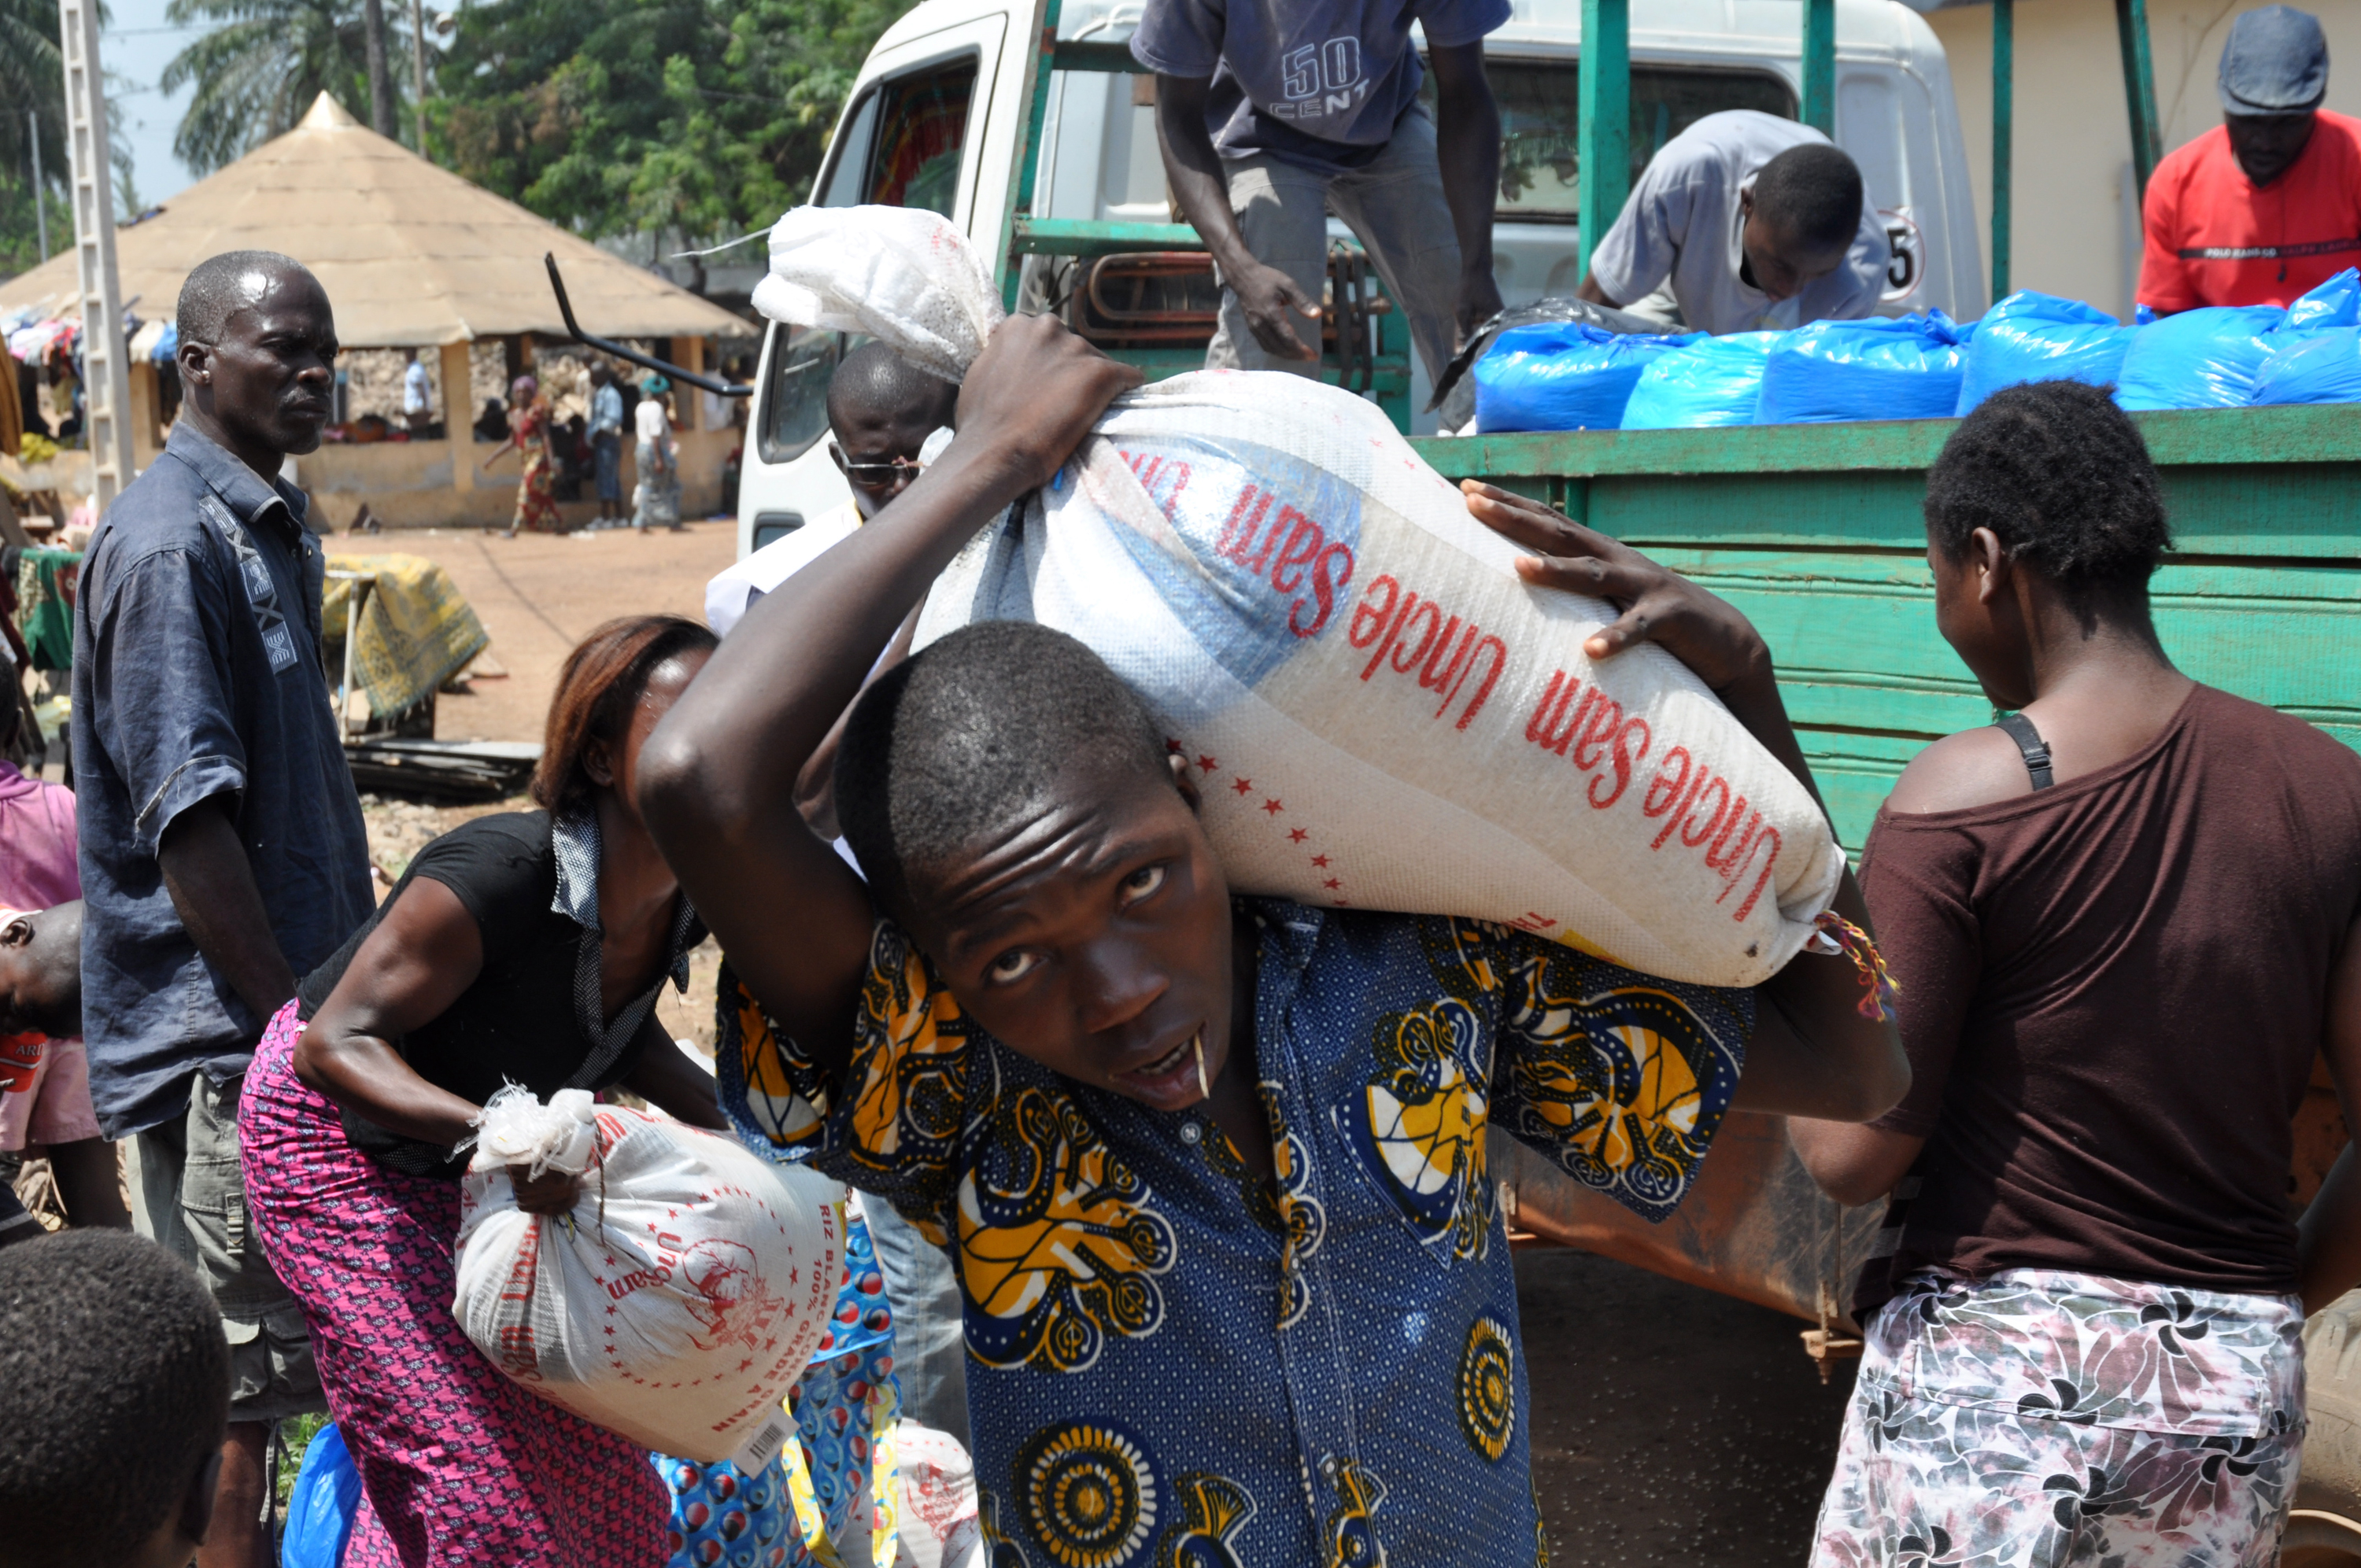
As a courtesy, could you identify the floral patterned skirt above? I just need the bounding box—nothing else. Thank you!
[238,1000,667,1567]
[1812,1268,2304,1568]
[514,449,562,533]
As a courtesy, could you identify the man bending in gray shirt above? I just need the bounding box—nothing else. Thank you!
[1577,109,1890,336]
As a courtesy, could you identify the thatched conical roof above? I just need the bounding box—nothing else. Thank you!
[0,93,752,347]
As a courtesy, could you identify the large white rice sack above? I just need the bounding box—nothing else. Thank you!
[755,207,1846,987]
[453,1088,844,1463]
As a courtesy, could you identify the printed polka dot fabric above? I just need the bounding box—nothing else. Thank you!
[660,1205,903,1568]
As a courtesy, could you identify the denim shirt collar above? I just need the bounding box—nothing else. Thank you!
[551,803,696,993]
[161,420,309,542]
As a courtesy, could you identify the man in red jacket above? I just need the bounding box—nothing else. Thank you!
[2139,5,2361,313]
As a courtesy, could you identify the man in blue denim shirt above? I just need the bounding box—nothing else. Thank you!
[72,249,372,1568]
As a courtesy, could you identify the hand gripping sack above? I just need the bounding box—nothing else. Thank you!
[1620,332,1779,429]
[1472,323,1703,432]
[1754,312,1972,423]
[2114,304,2285,409]
[452,1088,844,1464]
[1954,292,2137,414]
[753,206,1847,987]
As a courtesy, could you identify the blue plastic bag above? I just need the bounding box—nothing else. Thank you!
[1620,333,1780,429]
[2284,267,2361,330]
[2252,329,2361,404]
[283,1423,364,1568]
[1473,323,1705,432]
[1753,312,1973,424]
[2113,304,2285,409]
[1955,292,2137,414]
[2248,269,2361,406]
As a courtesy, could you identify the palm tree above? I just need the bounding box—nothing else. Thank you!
[160,0,408,173]
[2,0,67,191]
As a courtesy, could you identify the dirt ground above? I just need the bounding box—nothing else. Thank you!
[342,515,1859,1564]
[1517,1246,1858,1563]
[334,518,740,745]
[351,517,739,1050]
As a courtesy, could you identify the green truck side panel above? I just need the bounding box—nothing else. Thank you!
[1411,411,2361,854]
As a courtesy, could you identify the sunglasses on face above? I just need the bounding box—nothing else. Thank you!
[831,437,926,486]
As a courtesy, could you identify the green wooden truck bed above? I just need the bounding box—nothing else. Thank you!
[1410,404,2361,854]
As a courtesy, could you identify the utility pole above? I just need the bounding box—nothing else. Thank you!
[28,112,48,262]
[410,0,429,151]
[57,0,135,509]
[362,0,395,138]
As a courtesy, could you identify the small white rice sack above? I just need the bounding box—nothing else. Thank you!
[453,1089,844,1463]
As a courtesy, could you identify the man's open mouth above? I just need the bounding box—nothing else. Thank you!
[1129,1029,1202,1081]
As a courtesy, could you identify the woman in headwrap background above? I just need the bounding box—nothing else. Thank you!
[633,374,682,532]
[483,373,562,536]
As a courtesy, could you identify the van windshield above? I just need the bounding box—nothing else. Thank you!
[1427,61,1794,221]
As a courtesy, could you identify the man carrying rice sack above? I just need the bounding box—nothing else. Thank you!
[641,313,1908,1567]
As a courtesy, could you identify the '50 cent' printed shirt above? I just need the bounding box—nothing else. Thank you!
[718,898,1753,1568]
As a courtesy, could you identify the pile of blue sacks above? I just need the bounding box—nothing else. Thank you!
[1464,269,2361,431]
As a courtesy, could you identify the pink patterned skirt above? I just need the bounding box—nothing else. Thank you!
[239,1000,667,1566]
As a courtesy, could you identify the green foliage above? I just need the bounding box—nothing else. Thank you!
[160,0,415,174]
[273,1411,329,1514]
[432,0,896,242]
[0,169,71,279]
[0,0,132,279]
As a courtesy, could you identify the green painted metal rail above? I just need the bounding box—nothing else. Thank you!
[1411,406,2361,851]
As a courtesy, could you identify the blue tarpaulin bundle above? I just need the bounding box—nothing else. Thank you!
[1473,323,1705,433]
[2252,268,2361,406]
[2114,304,2285,409]
[1620,333,1780,429]
[1955,293,2138,415]
[1753,312,1973,424]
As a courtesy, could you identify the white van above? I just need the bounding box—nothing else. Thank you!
[735,0,1983,559]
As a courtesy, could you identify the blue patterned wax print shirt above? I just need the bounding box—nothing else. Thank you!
[716,899,1753,1568]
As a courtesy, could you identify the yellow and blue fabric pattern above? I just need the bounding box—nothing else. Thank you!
[322,553,489,720]
[717,898,1750,1568]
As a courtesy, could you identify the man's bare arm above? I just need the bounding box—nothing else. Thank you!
[638,317,1141,1072]
[1154,74,1321,361]
[1428,41,1506,345]
[157,795,299,1026]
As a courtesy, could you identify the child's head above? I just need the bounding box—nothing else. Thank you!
[0,1230,231,1568]
[0,902,81,1039]
[836,622,1235,1110]
[826,344,959,517]
[1923,380,2172,679]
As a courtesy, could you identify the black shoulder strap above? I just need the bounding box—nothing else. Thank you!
[1993,710,2055,790]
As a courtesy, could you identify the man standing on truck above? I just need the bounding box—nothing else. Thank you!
[1574,109,1887,335]
[2139,6,2361,314]
[1132,0,1509,382]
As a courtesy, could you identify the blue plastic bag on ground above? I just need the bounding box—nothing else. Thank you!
[283,1423,364,1568]
[2114,304,2285,409]
[1753,312,1973,424]
[1956,292,2137,414]
[2250,269,2361,405]
[1473,323,1705,432]
[1620,333,1780,428]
